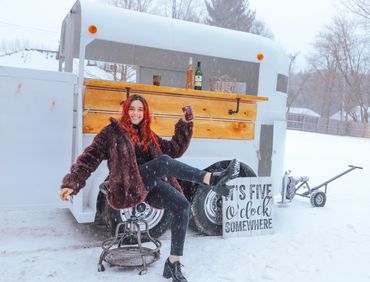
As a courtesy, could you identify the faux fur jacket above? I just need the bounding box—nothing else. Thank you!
[61,118,193,210]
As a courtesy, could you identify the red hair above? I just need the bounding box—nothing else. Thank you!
[120,95,159,151]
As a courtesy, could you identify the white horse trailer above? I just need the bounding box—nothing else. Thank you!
[1,0,288,237]
[57,0,289,236]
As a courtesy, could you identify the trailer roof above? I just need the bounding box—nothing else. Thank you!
[59,0,288,74]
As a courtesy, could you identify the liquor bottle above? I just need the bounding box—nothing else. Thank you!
[185,57,193,89]
[194,61,203,90]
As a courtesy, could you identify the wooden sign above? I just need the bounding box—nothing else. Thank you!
[222,177,274,238]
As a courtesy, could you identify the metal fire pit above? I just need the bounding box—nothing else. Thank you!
[98,212,161,275]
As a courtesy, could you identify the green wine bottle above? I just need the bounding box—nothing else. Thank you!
[194,61,203,90]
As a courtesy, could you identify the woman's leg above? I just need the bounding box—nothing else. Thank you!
[145,179,190,257]
[145,180,189,281]
[140,155,240,196]
[139,154,206,191]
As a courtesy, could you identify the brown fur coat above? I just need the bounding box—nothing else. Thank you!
[61,118,193,209]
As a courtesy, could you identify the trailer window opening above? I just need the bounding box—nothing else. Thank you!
[84,39,260,95]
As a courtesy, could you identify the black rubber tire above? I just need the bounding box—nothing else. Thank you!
[191,161,256,236]
[310,191,326,207]
[99,194,173,241]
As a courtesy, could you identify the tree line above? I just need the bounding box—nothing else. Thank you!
[107,0,273,38]
[288,0,370,123]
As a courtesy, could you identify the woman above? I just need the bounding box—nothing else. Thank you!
[60,95,239,282]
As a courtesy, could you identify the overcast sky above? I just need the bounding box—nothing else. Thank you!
[0,0,342,69]
[249,0,342,68]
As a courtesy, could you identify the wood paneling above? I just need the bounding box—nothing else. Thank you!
[83,112,255,140]
[84,88,257,120]
[84,80,268,102]
[82,80,267,140]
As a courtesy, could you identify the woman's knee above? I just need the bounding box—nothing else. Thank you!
[178,198,191,213]
[169,197,190,214]
[156,154,172,164]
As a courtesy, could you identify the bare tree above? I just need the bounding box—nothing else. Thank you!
[332,17,369,122]
[156,0,202,22]
[107,0,153,11]
[307,32,344,119]
[311,16,370,122]
[286,53,311,113]
[341,0,370,22]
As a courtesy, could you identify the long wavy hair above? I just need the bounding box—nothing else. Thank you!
[120,95,159,151]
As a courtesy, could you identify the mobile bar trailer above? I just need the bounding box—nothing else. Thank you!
[0,0,289,241]
[56,0,289,237]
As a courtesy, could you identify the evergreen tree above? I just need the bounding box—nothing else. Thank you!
[204,0,256,32]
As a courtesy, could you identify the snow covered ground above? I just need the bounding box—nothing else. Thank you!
[0,50,118,80]
[0,50,58,71]
[1,129,369,282]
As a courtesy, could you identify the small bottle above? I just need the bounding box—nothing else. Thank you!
[185,57,193,89]
[194,61,203,90]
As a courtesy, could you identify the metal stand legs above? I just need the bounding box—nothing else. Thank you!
[98,210,161,275]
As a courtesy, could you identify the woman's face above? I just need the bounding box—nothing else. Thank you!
[128,99,144,125]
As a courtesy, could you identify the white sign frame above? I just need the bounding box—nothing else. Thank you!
[222,177,274,238]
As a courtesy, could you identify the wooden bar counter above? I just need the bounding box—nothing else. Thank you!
[83,80,268,140]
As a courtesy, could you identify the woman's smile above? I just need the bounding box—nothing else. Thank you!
[128,100,144,125]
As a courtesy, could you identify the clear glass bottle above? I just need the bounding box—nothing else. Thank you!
[185,57,193,89]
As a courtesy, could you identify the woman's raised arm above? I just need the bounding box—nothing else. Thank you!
[157,119,193,158]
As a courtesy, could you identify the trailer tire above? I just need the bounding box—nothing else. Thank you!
[191,161,256,236]
[100,194,173,241]
[310,191,326,207]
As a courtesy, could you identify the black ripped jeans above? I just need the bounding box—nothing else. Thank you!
[139,154,207,256]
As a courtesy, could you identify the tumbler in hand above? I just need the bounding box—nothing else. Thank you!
[182,105,194,121]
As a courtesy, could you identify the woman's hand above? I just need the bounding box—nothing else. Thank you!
[182,106,194,123]
[60,188,74,201]
[182,116,192,123]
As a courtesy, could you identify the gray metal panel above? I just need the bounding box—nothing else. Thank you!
[258,125,273,176]
[59,1,81,72]
[276,73,288,93]
[139,67,185,88]
[84,39,259,94]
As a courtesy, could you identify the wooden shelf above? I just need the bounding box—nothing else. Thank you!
[84,80,268,103]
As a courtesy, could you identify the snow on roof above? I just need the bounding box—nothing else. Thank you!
[288,107,320,117]
[330,106,370,121]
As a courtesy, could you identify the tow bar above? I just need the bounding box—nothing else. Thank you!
[279,165,363,207]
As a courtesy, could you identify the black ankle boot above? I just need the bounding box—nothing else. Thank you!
[210,159,240,187]
[163,258,187,282]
